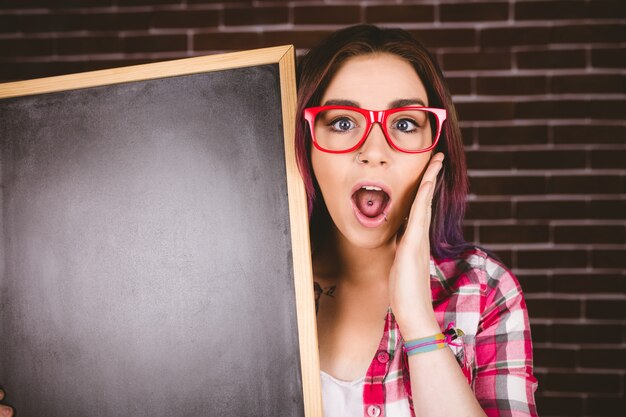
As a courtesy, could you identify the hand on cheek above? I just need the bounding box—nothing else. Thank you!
[389,152,444,340]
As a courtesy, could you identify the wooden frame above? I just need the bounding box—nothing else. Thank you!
[0,46,322,417]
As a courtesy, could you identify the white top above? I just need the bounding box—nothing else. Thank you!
[320,371,412,417]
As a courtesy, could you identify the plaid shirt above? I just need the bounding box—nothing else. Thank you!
[316,248,538,417]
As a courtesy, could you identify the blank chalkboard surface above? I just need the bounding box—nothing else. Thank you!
[0,46,321,417]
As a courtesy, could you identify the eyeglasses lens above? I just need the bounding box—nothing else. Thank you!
[313,108,436,152]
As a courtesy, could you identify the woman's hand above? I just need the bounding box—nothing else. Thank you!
[388,152,444,340]
[0,389,14,417]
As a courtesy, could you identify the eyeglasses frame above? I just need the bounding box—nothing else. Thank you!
[303,105,448,154]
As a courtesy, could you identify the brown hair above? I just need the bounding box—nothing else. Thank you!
[296,25,471,259]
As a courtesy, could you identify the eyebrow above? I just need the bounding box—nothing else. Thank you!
[390,98,427,108]
[322,98,428,108]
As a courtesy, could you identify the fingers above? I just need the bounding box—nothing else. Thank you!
[413,152,444,224]
[0,406,13,417]
[0,390,13,417]
[400,153,444,247]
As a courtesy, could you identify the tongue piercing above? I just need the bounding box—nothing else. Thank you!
[367,200,373,206]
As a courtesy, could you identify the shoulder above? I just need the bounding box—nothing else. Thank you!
[432,247,522,299]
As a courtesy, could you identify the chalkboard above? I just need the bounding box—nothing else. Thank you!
[0,46,321,417]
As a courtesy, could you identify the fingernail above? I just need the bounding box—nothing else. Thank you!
[2,407,12,417]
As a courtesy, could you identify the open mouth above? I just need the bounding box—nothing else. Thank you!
[351,184,391,227]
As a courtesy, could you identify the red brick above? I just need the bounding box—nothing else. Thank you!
[517,49,586,69]
[0,61,81,81]
[2,0,114,7]
[553,125,625,144]
[224,6,288,26]
[124,35,186,53]
[586,300,626,320]
[465,150,513,170]
[530,323,549,343]
[517,200,588,220]
[446,76,471,95]
[515,1,587,20]
[515,100,584,119]
[589,200,626,219]
[555,225,625,244]
[441,2,508,22]
[477,126,549,146]
[293,6,360,25]
[365,5,434,23]
[460,126,474,146]
[465,201,512,220]
[56,36,123,55]
[544,372,621,394]
[534,347,578,368]
[442,51,511,71]
[194,32,261,51]
[551,74,625,94]
[590,99,626,119]
[593,250,626,268]
[549,175,623,194]
[409,28,477,48]
[0,38,53,57]
[469,176,546,196]
[480,225,550,244]
[554,24,625,44]
[12,13,66,33]
[587,396,626,415]
[527,298,581,318]
[592,48,626,69]
[263,30,332,49]
[518,249,587,269]
[591,150,626,169]
[82,13,153,32]
[117,0,181,5]
[0,14,18,33]
[588,0,626,19]
[552,273,626,294]
[189,0,249,3]
[516,274,550,293]
[456,102,515,121]
[535,395,583,416]
[0,58,152,82]
[153,10,220,28]
[552,324,621,343]
[481,26,550,47]
[0,13,63,33]
[515,150,587,170]
[477,76,547,96]
[462,225,475,242]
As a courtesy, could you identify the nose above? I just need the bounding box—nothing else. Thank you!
[357,122,391,166]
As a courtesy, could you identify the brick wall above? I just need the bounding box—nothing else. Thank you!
[1,1,624,415]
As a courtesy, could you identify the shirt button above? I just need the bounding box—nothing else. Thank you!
[376,351,390,364]
[367,405,381,417]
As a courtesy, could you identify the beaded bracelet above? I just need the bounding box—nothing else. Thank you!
[403,322,464,356]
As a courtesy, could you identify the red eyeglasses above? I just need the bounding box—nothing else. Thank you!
[303,105,447,154]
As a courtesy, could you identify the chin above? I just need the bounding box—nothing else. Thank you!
[340,222,396,250]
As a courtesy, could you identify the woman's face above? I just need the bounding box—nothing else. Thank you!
[311,53,434,249]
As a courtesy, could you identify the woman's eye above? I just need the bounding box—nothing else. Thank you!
[393,118,418,132]
[330,118,356,132]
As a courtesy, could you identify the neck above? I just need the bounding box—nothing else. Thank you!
[313,223,396,288]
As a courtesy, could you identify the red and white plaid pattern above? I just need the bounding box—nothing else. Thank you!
[319,248,538,417]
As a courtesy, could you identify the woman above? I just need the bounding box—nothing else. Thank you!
[0,24,537,417]
[297,25,537,416]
